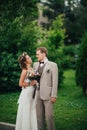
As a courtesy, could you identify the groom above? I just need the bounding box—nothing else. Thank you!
[33,47,58,130]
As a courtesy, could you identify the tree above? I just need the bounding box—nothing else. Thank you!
[0,0,39,20]
[36,14,66,86]
[64,0,87,44]
[76,32,87,96]
[0,0,39,93]
[80,0,87,8]
[38,0,65,28]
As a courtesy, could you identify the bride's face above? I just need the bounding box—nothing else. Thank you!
[25,55,32,65]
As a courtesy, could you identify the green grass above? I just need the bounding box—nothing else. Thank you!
[54,69,87,130]
[0,92,19,123]
[0,69,87,130]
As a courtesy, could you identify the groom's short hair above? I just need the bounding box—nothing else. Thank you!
[36,47,48,56]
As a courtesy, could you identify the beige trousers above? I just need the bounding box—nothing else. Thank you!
[36,91,55,130]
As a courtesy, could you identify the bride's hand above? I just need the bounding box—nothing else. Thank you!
[30,80,37,86]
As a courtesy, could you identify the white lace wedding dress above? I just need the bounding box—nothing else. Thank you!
[15,74,38,130]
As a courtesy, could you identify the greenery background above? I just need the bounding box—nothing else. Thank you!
[0,0,87,129]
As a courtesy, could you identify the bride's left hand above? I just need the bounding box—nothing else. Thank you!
[30,80,37,86]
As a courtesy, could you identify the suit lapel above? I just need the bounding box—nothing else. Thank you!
[35,62,39,71]
[41,61,50,77]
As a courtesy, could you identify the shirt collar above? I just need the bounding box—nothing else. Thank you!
[44,58,48,64]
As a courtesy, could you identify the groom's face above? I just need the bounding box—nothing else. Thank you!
[36,50,45,62]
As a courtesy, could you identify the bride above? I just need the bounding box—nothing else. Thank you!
[15,52,38,130]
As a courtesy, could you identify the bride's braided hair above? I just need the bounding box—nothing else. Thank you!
[18,52,27,69]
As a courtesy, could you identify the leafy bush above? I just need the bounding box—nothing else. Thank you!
[63,45,78,69]
[0,15,66,92]
[0,17,39,93]
[76,32,87,96]
[36,15,66,86]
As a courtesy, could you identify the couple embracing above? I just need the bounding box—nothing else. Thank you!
[15,47,58,130]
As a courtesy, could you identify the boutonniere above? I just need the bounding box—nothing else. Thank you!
[47,69,50,73]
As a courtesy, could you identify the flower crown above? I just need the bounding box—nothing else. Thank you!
[20,52,27,61]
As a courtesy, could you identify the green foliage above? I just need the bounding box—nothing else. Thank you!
[0,17,41,93]
[42,0,64,21]
[0,52,20,93]
[46,15,65,85]
[63,45,78,69]
[42,0,87,44]
[76,32,87,96]
[64,0,87,44]
[80,0,87,7]
[0,0,39,21]
[0,0,39,93]
[0,2,66,92]
[0,16,23,93]
[36,15,65,85]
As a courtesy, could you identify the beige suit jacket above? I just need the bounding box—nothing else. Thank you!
[33,60,58,100]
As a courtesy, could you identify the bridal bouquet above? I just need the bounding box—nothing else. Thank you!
[28,71,41,98]
[28,71,41,83]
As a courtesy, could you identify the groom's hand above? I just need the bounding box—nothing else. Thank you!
[50,97,56,104]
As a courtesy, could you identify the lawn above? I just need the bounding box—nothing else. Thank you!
[0,69,87,130]
[54,70,87,130]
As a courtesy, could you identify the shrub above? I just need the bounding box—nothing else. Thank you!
[36,15,66,86]
[0,17,39,93]
[63,45,78,69]
[76,32,87,96]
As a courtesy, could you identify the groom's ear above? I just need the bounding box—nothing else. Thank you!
[42,52,46,57]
